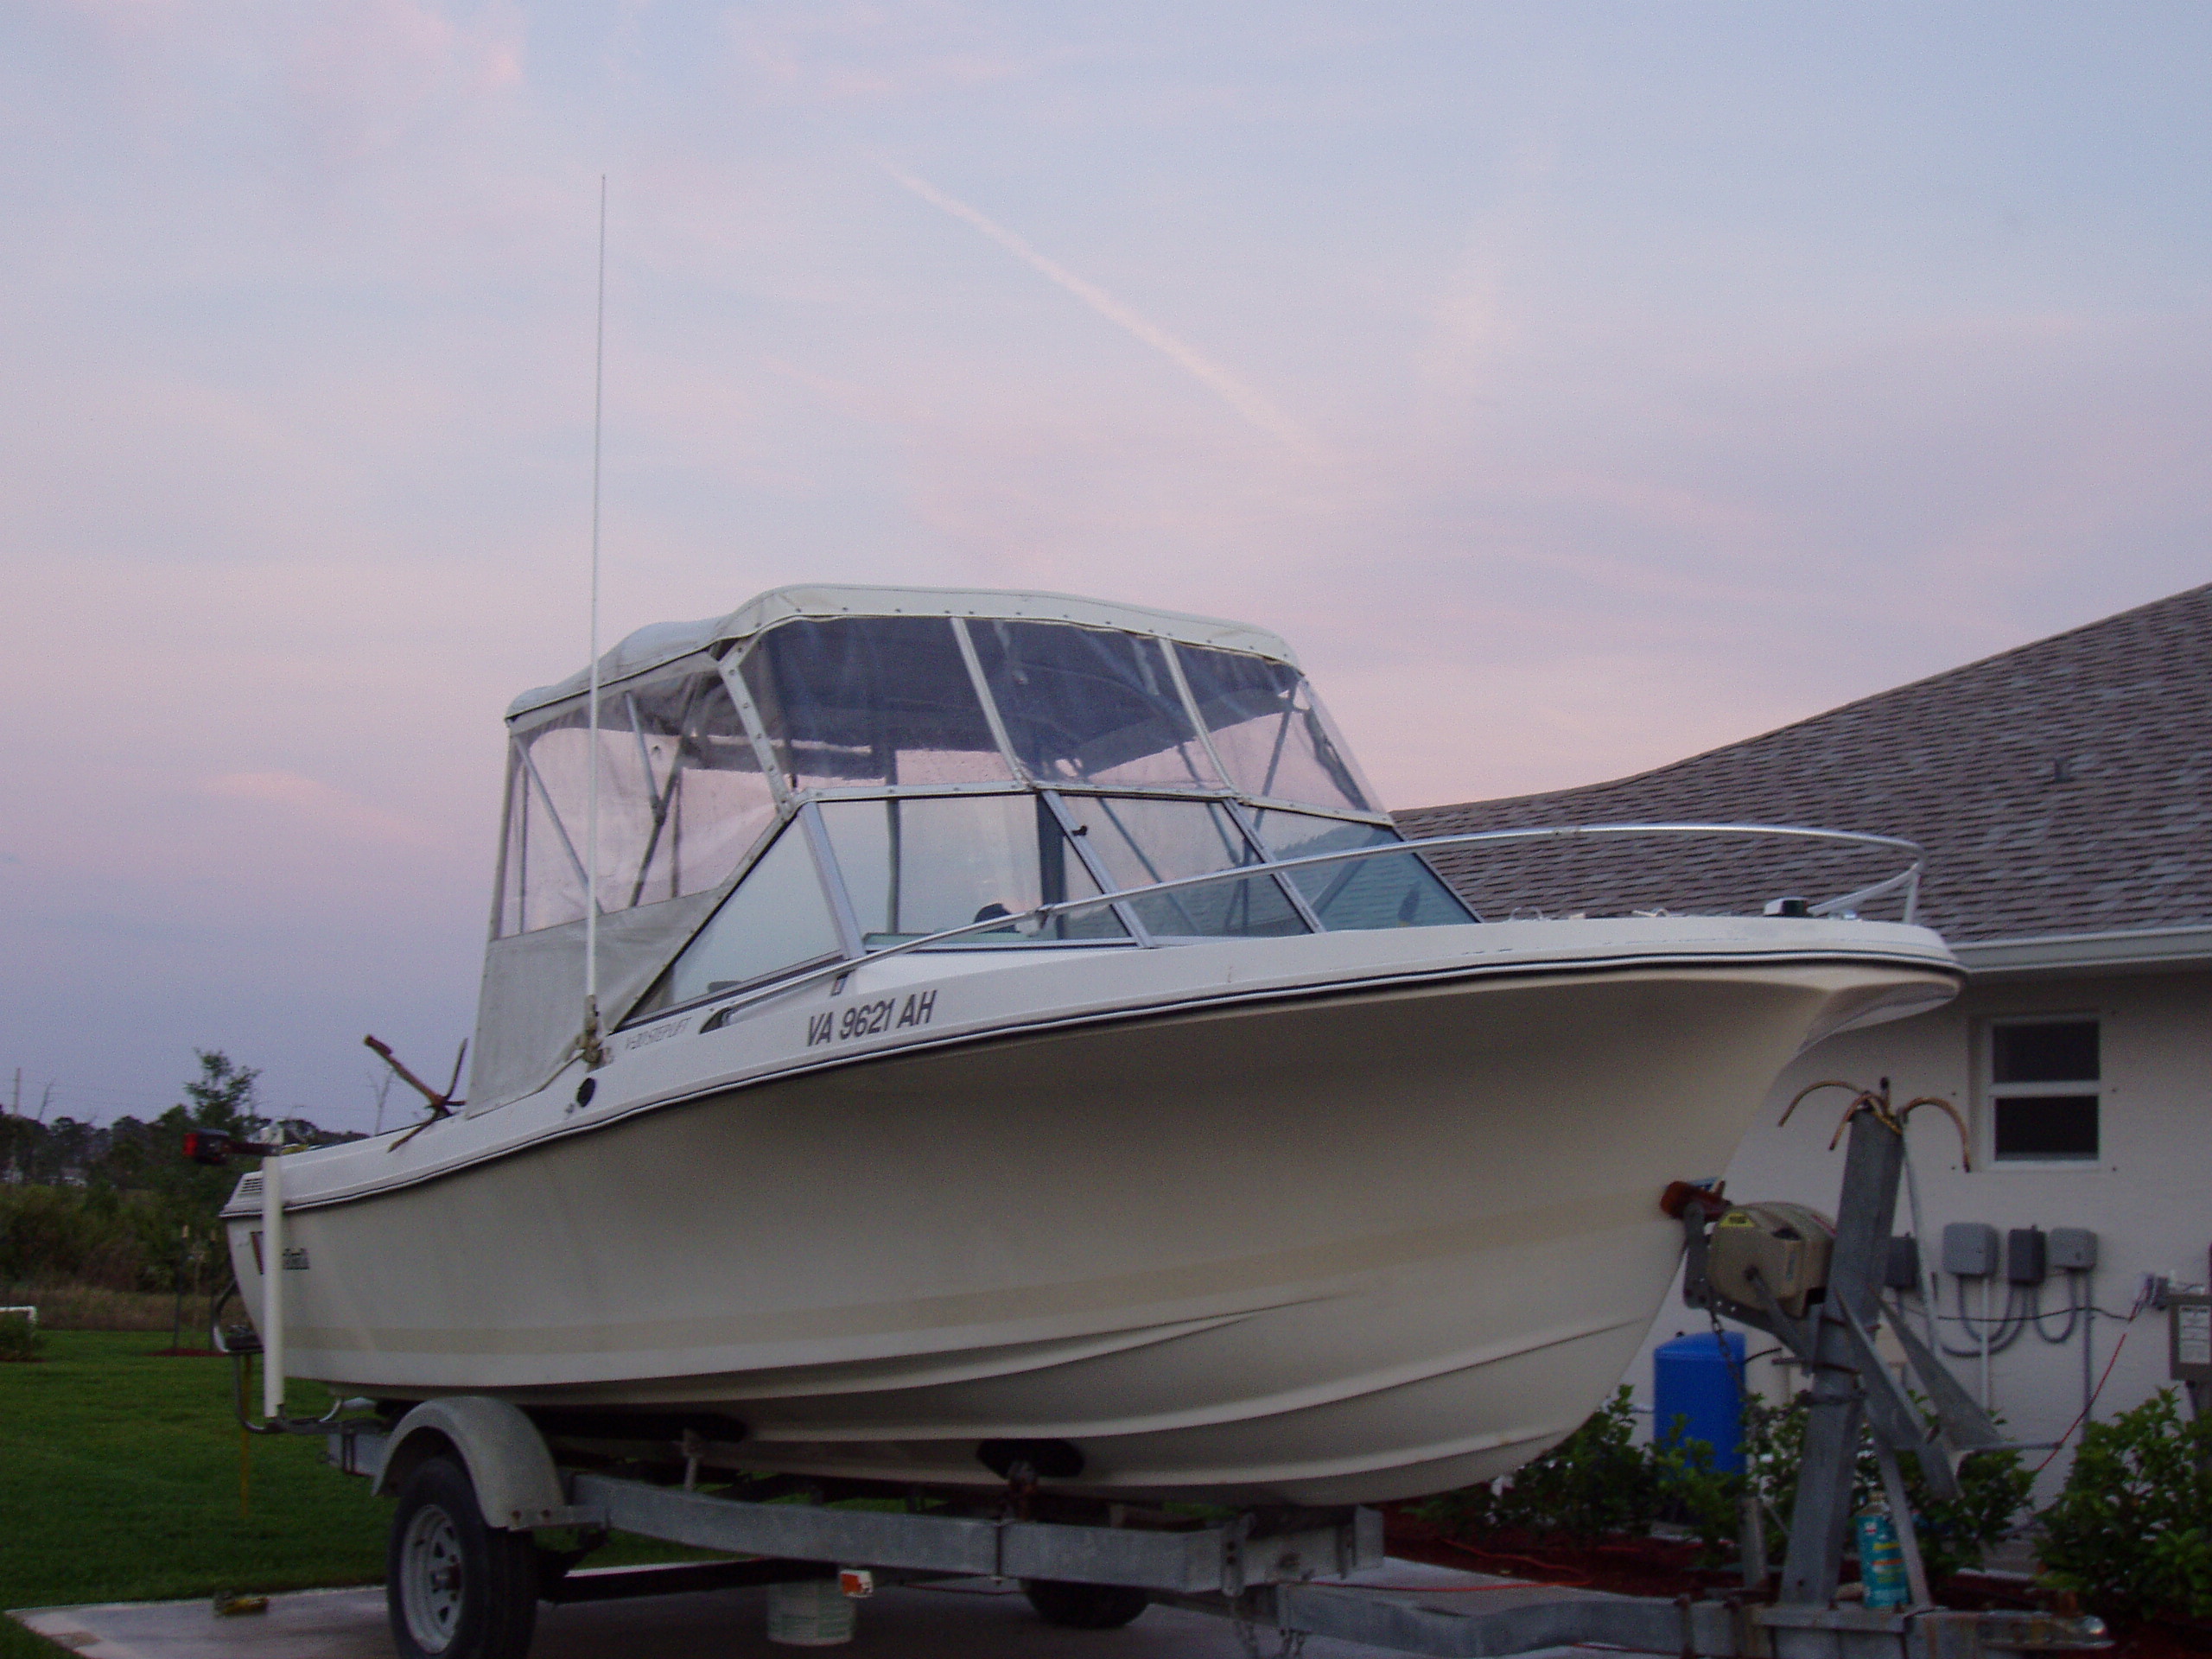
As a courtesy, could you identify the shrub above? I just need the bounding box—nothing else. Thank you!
[1419,1382,2031,1585]
[1736,1391,2031,1584]
[1421,1387,1671,1543]
[0,1185,213,1293]
[1652,1416,1742,1564]
[1909,1429,2036,1586]
[0,1309,44,1361]
[2038,1388,2212,1625]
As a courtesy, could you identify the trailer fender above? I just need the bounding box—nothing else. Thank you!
[376,1397,597,1531]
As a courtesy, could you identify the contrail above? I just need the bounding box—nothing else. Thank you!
[879,160,1312,451]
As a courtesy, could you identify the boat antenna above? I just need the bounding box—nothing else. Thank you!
[582,173,608,1070]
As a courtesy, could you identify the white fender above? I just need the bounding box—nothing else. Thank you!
[375,1396,599,1530]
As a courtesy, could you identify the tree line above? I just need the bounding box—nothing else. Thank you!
[0,1051,358,1295]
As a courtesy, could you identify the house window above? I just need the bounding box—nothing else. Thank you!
[1987,1018,2100,1162]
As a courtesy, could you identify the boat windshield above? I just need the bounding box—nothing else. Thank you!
[966,620,1218,789]
[1176,646,1372,813]
[1051,796,1307,939]
[740,618,1010,791]
[817,796,1127,947]
[1252,810,1474,931]
[494,612,1472,1025]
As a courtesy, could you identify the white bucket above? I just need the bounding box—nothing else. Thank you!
[766,1579,856,1647]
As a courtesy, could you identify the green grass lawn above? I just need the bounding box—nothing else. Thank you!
[1,1332,386,1655]
[0,1332,715,1659]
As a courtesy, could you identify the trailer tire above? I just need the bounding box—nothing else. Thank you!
[387,1456,539,1659]
[1022,1579,1149,1629]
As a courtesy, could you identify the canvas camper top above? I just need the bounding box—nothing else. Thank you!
[508,585,1301,721]
[467,583,1453,1109]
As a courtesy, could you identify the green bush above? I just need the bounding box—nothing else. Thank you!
[1903,1427,2036,1585]
[2038,1388,2212,1624]
[0,1185,221,1294]
[1727,1391,2031,1584]
[1652,1415,1742,1564]
[1421,1387,1672,1543]
[0,1310,44,1362]
[1420,1381,2031,1584]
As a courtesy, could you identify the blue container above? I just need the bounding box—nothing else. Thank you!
[1653,1332,1746,1473]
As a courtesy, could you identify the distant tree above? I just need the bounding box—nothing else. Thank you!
[181,1051,268,1137]
[29,1116,101,1185]
[0,1052,372,1295]
[144,1051,276,1211]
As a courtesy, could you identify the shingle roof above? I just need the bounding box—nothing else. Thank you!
[1395,584,2212,943]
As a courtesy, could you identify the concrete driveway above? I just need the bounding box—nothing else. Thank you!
[11,1559,1586,1659]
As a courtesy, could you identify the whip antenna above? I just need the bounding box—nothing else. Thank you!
[582,174,608,1067]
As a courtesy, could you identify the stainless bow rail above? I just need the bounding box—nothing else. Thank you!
[690,821,1925,1033]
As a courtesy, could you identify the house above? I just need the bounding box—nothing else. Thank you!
[1397,582,2212,1494]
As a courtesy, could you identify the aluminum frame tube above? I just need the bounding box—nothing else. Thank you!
[1779,1105,1906,1605]
[260,1151,284,1421]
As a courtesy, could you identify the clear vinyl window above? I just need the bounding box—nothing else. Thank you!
[816,796,1124,946]
[968,620,1219,789]
[495,741,584,938]
[635,824,844,1013]
[1174,645,1376,812]
[496,661,773,937]
[1253,810,1474,931]
[739,617,1010,792]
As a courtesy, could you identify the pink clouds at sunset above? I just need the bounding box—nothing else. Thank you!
[2,2,2206,1126]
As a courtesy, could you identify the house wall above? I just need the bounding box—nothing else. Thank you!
[1622,964,2210,1503]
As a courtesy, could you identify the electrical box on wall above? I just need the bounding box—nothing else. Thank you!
[2049,1228,2098,1271]
[2171,1294,2212,1383]
[1885,1236,1921,1292]
[2007,1228,2048,1287]
[1943,1222,1999,1278]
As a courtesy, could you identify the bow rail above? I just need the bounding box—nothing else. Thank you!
[689,822,1924,1032]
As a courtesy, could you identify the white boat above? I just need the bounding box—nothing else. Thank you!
[225,585,1958,1505]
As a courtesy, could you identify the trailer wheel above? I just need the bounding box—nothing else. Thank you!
[1022,1579,1149,1629]
[387,1456,539,1659]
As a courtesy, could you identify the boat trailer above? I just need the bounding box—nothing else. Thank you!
[300,1091,2106,1659]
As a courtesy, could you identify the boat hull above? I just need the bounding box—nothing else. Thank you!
[230,927,1954,1503]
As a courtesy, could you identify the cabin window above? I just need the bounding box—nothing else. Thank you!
[740,618,1010,791]
[816,796,1125,945]
[968,620,1219,790]
[636,824,843,1012]
[1987,1017,2100,1163]
[1253,811,1475,930]
[495,745,586,937]
[496,663,772,937]
[1054,796,1307,938]
[1174,646,1375,812]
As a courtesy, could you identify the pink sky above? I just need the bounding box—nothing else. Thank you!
[3,2,2207,1126]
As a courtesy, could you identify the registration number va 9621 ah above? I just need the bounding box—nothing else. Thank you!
[807,990,938,1048]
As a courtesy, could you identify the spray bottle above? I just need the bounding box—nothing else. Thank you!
[1853,1502,1910,1609]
